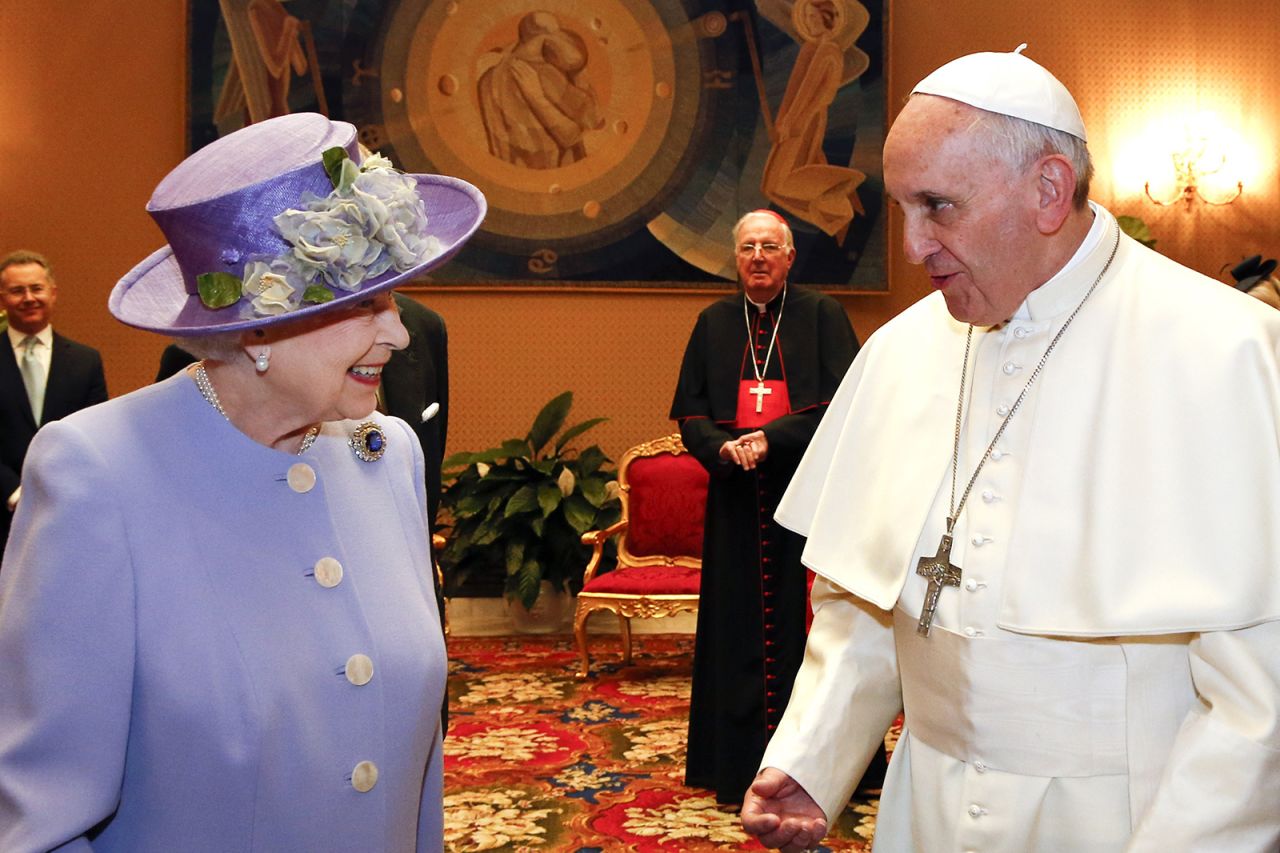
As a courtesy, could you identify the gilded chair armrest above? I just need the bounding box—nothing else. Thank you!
[582,519,627,546]
[581,519,627,584]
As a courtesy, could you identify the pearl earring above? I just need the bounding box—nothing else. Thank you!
[255,350,270,373]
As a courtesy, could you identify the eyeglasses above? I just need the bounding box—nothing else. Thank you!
[736,242,786,258]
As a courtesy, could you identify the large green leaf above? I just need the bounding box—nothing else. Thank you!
[500,438,533,459]
[537,482,563,518]
[554,417,608,453]
[574,445,608,476]
[504,540,526,577]
[451,493,490,517]
[579,475,609,507]
[504,484,541,517]
[473,524,503,546]
[509,557,543,609]
[527,392,573,456]
[562,493,598,533]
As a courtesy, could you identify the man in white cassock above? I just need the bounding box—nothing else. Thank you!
[741,46,1280,852]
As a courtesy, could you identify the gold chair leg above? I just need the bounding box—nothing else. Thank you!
[618,614,633,666]
[573,605,593,679]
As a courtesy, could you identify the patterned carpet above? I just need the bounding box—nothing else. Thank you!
[444,634,888,852]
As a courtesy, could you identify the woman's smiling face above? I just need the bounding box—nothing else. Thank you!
[261,291,410,424]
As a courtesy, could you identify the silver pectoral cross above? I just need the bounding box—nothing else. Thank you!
[915,531,962,637]
[748,381,772,413]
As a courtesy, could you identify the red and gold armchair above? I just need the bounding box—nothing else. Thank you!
[573,434,708,678]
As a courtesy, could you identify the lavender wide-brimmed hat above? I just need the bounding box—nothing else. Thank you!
[110,113,486,336]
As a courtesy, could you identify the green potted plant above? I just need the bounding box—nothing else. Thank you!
[439,391,622,616]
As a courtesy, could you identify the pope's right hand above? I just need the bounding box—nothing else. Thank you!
[740,767,828,851]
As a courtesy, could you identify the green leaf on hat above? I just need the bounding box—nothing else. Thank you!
[321,147,349,189]
[302,285,335,304]
[196,272,243,309]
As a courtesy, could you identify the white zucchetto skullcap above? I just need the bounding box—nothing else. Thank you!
[911,44,1087,141]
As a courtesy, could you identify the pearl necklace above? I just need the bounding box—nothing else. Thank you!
[193,362,319,455]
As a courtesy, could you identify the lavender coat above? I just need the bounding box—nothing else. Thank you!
[0,374,446,851]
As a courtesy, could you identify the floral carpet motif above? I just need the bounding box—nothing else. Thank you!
[444,634,884,851]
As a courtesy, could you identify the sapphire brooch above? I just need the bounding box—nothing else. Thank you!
[350,421,387,462]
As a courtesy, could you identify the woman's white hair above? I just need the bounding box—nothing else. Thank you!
[175,332,244,363]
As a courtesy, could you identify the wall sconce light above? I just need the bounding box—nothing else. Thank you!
[1144,126,1244,209]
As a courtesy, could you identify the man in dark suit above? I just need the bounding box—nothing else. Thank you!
[155,292,449,528]
[1,251,109,552]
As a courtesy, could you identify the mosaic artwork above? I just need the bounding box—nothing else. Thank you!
[190,0,886,289]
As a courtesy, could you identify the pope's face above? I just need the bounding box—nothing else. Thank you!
[263,292,409,424]
[735,213,795,304]
[883,96,1043,325]
[1,262,58,336]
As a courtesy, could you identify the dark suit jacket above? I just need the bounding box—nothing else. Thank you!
[1,331,108,548]
[154,294,449,529]
[381,295,449,532]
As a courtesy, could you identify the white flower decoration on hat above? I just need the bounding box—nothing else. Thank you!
[198,147,438,315]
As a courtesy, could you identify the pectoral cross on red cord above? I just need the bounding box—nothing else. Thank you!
[748,381,772,413]
[915,530,962,636]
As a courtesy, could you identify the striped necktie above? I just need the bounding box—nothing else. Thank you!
[19,335,46,425]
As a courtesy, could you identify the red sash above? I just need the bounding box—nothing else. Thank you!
[732,379,790,428]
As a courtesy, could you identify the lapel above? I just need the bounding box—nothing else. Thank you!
[0,334,36,429]
[42,333,75,423]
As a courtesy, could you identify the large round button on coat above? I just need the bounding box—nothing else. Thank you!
[351,761,379,792]
[287,463,316,493]
[345,654,374,686]
[314,557,343,588]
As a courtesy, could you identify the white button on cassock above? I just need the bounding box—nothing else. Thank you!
[964,579,980,592]
[981,489,996,503]
[996,404,1010,417]
[287,463,316,493]
[1013,326,1030,339]
[314,557,343,588]
[345,654,374,686]
[351,760,379,792]
[968,804,983,817]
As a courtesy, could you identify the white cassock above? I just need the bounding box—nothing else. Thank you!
[763,204,1280,852]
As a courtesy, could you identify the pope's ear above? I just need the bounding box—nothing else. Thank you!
[1034,154,1076,234]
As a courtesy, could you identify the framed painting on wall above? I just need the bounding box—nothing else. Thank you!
[189,0,887,290]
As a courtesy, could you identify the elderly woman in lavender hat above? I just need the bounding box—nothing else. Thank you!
[0,113,485,851]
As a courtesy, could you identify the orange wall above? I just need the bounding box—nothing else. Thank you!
[4,2,1278,463]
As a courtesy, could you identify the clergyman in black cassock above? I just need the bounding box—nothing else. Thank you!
[670,211,859,805]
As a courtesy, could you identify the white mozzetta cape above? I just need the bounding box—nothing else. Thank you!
[777,212,1280,637]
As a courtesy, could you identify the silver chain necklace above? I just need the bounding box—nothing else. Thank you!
[193,361,319,455]
[742,285,787,415]
[915,223,1121,636]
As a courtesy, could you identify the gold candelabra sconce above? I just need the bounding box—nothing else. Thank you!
[1144,130,1244,209]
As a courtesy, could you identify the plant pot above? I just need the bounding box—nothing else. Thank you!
[507,581,572,634]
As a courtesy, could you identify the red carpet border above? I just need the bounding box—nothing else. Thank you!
[444,634,885,852]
